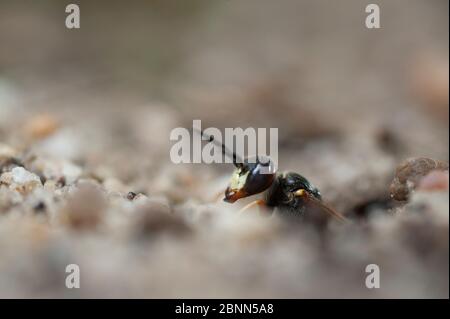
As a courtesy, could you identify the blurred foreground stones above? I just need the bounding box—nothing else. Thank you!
[0,107,448,298]
[0,0,448,298]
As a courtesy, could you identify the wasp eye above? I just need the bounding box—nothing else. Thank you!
[224,156,276,203]
[243,161,275,196]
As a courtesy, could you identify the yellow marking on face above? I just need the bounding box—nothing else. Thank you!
[229,169,249,191]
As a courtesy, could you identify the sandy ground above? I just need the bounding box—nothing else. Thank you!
[0,0,448,298]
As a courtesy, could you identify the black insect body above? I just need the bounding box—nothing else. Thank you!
[265,172,321,214]
[200,130,346,223]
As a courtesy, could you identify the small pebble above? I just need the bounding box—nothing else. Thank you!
[27,158,81,185]
[62,184,106,230]
[127,191,137,200]
[11,167,41,185]
[133,202,191,239]
[24,114,59,139]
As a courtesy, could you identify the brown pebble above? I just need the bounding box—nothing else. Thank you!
[410,53,449,121]
[126,191,137,200]
[62,185,106,230]
[390,157,449,201]
[24,114,59,140]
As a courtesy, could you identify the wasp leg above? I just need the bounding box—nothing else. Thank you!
[238,199,268,214]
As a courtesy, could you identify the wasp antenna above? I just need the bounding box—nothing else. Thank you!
[194,128,243,168]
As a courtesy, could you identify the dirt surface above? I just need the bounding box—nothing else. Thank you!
[0,0,448,298]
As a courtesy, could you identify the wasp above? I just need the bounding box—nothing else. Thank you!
[200,130,347,224]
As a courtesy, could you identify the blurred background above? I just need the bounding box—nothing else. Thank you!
[0,0,448,298]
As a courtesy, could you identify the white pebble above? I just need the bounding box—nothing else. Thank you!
[11,167,41,185]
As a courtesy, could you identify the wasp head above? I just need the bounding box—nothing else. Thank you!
[224,156,276,203]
